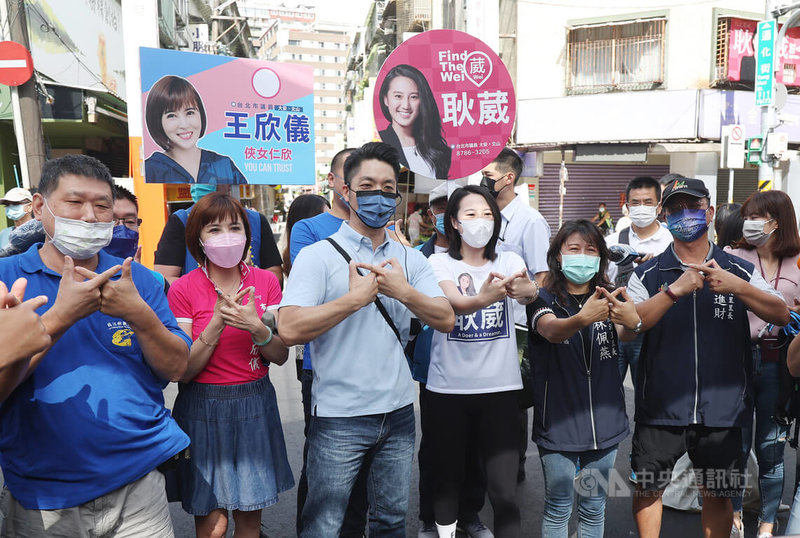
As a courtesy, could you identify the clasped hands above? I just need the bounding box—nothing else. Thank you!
[581,287,641,330]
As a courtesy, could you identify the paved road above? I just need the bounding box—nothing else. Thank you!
[166,362,800,537]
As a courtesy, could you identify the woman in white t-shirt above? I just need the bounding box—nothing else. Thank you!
[425,185,539,538]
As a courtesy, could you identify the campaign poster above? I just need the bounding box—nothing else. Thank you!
[373,30,516,180]
[140,47,314,185]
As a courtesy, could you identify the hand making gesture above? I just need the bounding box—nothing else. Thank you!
[599,287,641,330]
[0,278,50,367]
[504,269,539,304]
[348,260,379,307]
[686,259,743,295]
[578,288,612,326]
[478,271,513,305]
[55,256,122,324]
[75,257,143,320]
[357,257,410,301]
[218,286,263,336]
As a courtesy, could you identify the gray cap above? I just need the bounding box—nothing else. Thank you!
[428,182,459,204]
[0,187,32,205]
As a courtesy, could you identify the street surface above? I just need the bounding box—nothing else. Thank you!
[165,361,798,538]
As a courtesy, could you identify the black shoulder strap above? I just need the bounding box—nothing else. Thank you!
[325,237,403,345]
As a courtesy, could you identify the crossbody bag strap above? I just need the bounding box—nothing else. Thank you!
[325,238,403,344]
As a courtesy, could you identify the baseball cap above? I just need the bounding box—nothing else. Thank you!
[428,182,460,205]
[661,177,709,205]
[0,187,32,205]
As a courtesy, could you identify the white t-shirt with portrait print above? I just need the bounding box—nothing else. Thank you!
[427,251,526,394]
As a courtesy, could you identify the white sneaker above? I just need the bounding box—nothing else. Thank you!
[459,520,494,538]
[418,522,438,538]
[730,521,743,538]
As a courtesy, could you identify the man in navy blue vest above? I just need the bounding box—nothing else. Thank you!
[153,184,282,285]
[621,177,789,538]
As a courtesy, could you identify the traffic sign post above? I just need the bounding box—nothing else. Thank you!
[0,41,33,87]
[755,20,776,107]
[721,124,745,203]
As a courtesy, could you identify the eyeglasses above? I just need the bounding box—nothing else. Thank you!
[114,217,142,229]
[627,201,658,207]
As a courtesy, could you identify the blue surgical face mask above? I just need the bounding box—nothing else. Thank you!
[666,208,709,242]
[190,184,216,203]
[434,213,445,235]
[351,189,398,229]
[561,254,600,285]
[103,224,139,259]
[5,204,27,221]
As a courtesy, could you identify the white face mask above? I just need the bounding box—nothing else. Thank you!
[629,205,658,228]
[458,218,494,248]
[742,219,775,247]
[43,198,114,259]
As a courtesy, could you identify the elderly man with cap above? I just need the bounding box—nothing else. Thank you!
[618,177,789,538]
[0,188,33,250]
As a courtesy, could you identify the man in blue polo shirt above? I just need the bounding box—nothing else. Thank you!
[0,154,191,537]
[280,142,455,537]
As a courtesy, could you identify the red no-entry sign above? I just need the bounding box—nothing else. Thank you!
[0,41,33,87]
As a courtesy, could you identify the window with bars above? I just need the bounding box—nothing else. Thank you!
[566,18,666,94]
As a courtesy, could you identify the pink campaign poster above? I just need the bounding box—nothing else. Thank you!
[140,47,315,185]
[373,30,516,180]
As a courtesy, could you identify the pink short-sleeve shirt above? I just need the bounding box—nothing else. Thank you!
[168,265,282,385]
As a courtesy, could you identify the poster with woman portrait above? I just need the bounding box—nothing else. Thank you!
[373,30,516,181]
[139,47,315,185]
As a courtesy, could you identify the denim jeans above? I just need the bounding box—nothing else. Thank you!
[538,445,618,538]
[617,334,643,388]
[300,404,415,538]
[731,351,788,525]
[786,483,800,534]
[296,370,371,537]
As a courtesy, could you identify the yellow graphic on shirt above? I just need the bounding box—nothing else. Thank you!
[112,328,134,347]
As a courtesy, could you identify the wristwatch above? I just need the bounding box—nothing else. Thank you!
[660,283,679,303]
[632,319,643,334]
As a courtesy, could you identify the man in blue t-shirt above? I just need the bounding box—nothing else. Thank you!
[0,155,191,537]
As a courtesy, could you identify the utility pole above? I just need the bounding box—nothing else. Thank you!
[2,0,46,187]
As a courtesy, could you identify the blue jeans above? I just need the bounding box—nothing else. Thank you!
[731,352,788,525]
[300,404,415,538]
[617,334,642,388]
[786,483,800,534]
[538,445,618,538]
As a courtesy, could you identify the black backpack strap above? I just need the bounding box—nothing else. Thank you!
[325,238,403,345]
[619,227,630,245]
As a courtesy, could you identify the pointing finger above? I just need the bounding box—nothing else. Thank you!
[89,264,123,289]
[232,286,253,304]
[22,295,48,311]
[120,257,133,280]
[9,277,27,303]
[62,256,75,280]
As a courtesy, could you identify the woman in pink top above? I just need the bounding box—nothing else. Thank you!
[167,193,293,538]
[726,190,800,538]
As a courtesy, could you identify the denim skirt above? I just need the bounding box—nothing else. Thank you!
[172,374,295,515]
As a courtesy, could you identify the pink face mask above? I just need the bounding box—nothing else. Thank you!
[201,233,246,268]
